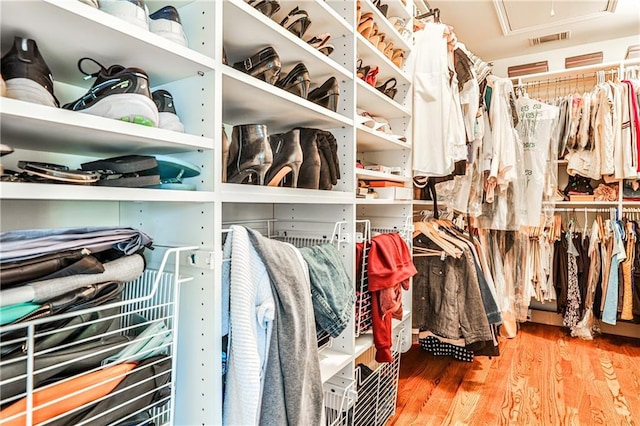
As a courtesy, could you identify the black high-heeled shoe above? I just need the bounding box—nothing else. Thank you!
[265,129,303,187]
[280,6,311,38]
[245,0,280,17]
[308,77,339,112]
[275,63,311,99]
[227,124,273,185]
[373,0,388,17]
[232,46,281,85]
[356,59,370,80]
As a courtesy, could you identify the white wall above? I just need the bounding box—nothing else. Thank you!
[490,35,639,77]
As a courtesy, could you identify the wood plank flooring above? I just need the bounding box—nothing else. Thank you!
[387,323,640,426]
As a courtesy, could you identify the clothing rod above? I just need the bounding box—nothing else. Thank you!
[551,208,616,213]
[510,58,640,83]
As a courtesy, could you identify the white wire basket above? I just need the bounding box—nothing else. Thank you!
[352,327,404,426]
[0,247,194,426]
[323,378,357,426]
[354,220,372,338]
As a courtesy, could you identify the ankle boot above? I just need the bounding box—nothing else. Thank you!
[227,124,273,185]
[265,129,303,187]
[295,128,322,189]
[221,126,229,183]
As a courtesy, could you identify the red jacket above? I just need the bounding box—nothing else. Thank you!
[367,233,417,362]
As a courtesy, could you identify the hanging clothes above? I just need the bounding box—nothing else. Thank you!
[410,23,467,177]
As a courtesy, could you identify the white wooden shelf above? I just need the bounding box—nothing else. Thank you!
[0,182,215,202]
[356,124,411,151]
[354,334,374,358]
[357,169,410,182]
[356,33,410,85]
[359,0,413,54]
[220,183,354,204]
[0,97,214,156]
[319,348,353,383]
[356,79,411,119]
[222,66,353,132]
[356,198,412,205]
[0,0,216,87]
[223,0,353,82]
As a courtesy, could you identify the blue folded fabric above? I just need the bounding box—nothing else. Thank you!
[0,302,40,325]
[299,244,355,338]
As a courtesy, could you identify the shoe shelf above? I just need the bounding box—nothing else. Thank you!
[356,33,411,85]
[221,66,353,132]
[0,182,215,202]
[356,169,411,183]
[359,0,413,54]
[220,184,354,204]
[356,125,411,151]
[0,0,216,87]
[0,98,213,156]
[356,79,411,119]
[223,0,353,81]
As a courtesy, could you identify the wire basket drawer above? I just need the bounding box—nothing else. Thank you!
[0,247,190,426]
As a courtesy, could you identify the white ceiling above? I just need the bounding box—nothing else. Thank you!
[427,0,640,61]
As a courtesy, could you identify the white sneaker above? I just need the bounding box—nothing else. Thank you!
[149,5,188,47]
[99,0,150,31]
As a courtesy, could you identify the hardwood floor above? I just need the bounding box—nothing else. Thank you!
[387,323,640,426]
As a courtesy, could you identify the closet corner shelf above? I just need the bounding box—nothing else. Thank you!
[0,182,216,203]
[356,124,411,151]
[360,0,413,53]
[0,97,213,156]
[354,334,374,358]
[319,348,353,383]
[224,0,353,81]
[356,169,411,183]
[220,184,354,204]
[221,67,354,132]
[356,79,411,118]
[356,33,411,85]
[2,0,216,86]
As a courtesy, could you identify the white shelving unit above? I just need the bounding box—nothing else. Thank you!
[1,0,416,424]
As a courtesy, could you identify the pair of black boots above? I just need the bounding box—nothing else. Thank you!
[221,124,340,190]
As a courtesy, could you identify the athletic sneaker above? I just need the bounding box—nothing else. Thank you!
[1,37,59,107]
[152,89,184,132]
[62,57,159,127]
[149,5,188,47]
[77,0,99,7]
[99,0,149,30]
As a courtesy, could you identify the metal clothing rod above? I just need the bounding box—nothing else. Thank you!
[415,8,439,21]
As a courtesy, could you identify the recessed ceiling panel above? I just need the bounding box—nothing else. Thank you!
[495,0,615,34]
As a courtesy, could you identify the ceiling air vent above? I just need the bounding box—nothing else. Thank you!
[529,31,571,46]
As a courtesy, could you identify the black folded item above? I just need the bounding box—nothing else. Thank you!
[0,249,89,289]
[81,155,158,174]
[95,173,161,187]
[47,355,172,426]
[0,334,131,402]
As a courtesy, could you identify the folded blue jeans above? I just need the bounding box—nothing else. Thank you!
[299,244,354,338]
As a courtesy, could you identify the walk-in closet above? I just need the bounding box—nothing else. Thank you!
[0,0,638,425]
